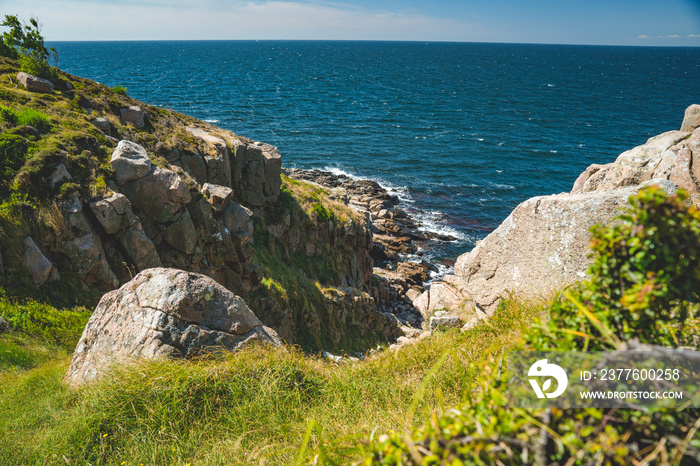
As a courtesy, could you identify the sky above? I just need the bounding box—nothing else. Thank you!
[2,0,700,45]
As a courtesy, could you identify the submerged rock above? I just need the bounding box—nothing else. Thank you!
[65,268,282,386]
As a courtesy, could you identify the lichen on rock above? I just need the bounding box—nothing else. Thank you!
[65,267,282,386]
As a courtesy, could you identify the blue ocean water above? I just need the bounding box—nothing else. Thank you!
[51,41,700,266]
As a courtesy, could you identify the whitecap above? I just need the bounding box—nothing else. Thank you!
[204,119,220,123]
[490,183,515,190]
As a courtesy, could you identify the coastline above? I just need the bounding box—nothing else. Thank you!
[284,167,460,335]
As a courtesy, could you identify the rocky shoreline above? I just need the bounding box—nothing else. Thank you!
[284,168,462,339]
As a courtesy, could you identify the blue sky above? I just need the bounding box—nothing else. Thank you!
[3,0,700,45]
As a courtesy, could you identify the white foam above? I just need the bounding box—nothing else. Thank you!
[411,209,468,242]
[322,166,356,178]
[204,119,220,123]
[490,183,515,190]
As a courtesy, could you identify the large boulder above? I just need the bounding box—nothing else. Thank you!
[110,140,152,184]
[454,179,677,314]
[16,72,53,93]
[65,268,282,386]
[430,106,700,316]
[680,104,700,132]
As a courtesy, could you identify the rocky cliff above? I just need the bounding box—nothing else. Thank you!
[417,105,700,327]
[0,58,404,352]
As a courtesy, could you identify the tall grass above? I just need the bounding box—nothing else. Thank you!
[0,297,544,465]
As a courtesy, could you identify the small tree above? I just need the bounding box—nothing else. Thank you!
[0,15,57,80]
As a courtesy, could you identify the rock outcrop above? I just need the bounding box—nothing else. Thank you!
[120,106,145,128]
[65,268,282,386]
[284,168,452,333]
[3,63,414,354]
[424,105,700,320]
[23,236,58,286]
[572,116,700,201]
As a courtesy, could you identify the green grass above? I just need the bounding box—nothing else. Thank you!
[0,298,91,348]
[0,105,53,133]
[0,296,543,465]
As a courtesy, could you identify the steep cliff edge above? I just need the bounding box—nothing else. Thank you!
[0,58,399,352]
[418,105,700,325]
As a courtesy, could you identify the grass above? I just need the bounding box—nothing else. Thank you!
[0,295,544,465]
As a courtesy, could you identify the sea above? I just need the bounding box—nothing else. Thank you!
[50,41,700,273]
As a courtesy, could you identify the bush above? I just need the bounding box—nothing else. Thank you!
[0,133,29,180]
[0,105,17,125]
[545,186,699,349]
[17,54,55,80]
[111,85,127,95]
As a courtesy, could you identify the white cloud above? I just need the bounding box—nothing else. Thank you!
[635,33,700,40]
[3,0,488,41]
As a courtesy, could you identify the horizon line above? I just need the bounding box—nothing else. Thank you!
[45,38,700,49]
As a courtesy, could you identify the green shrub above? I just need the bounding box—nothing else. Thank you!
[310,203,334,224]
[545,186,699,349]
[0,105,17,125]
[0,133,29,195]
[18,54,55,80]
[111,85,127,95]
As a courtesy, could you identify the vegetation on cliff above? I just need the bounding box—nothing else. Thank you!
[0,36,393,353]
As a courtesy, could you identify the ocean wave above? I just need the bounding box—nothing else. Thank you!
[204,119,220,123]
[489,182,516,190]
[322,166,356,178]
[410,209,468,242]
